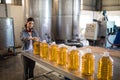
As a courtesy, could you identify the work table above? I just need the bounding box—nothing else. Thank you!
[21,46,120,80]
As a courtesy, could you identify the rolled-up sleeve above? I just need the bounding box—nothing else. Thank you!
[20,31,29,42]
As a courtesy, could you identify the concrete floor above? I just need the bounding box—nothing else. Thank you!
[0,50,64,80]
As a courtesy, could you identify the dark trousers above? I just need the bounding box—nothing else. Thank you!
[22,56,35,80]
[64,77,71,80]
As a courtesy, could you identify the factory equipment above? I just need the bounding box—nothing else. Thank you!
[0,17,15,55]
[85,23,99,40]
[86,20,116,48]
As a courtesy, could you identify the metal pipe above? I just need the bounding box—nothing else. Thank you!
[95,0,102,11]
[1,0,5,3]
[72,0,74,39]
[5,0,8,17]
[1,0,8,17]
[72,0,80,39]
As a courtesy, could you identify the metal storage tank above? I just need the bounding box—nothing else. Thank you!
[0,17,15,54]
[24,0,52,41]
[24,0,80,42]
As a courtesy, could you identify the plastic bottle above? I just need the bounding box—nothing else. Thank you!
[33,41,40,55]
[57,44,67,66]
[40,40,49,59]
[67,46,80,71]
[40,41,42,57]
[97,52,113,80]
[82,48,95,76]
[49,42,59,63]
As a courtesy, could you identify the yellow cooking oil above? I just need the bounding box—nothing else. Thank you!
[33,41,40,55]
[67,46,80,71]
[57,44,67,66]
[82,49,95,76]
[49,42,59,63]
[40,40,49,59]
[40,42,42,57]
[97,52,113,80]
[40,41,43,57]
[82,74,94,80]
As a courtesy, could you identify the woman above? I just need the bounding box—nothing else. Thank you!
[20,17,40,80]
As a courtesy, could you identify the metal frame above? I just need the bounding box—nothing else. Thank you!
[28,71,54,80]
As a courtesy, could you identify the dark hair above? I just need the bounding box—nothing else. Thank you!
[27,17,34,22]
[25,17,34,32]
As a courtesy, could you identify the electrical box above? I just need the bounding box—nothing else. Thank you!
[85,23,98,40]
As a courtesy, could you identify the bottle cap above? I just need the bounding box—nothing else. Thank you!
[69,46,76,51]
[72,46,76,49]
[51,42,56,45]
[103,52,109,56]
[43,40,46,43]
[86,48,92,53]
[59,44,65,48]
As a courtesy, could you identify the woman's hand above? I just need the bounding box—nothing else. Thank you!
[28,36,34,40]
[33,37,39,41]
[28,36,39,41]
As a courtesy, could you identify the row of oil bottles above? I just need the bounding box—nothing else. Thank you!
[33,40,113,80]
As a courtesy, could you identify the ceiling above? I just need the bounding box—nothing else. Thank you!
[82,0,120,11]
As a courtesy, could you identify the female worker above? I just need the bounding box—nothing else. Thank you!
[20,17,40,80]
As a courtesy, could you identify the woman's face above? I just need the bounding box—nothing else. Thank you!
[26,21,34,28]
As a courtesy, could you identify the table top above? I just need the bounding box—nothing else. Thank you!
[78,46,120,57]
[21,46,120,80]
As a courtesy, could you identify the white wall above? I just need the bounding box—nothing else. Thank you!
[0,4,6,17]
[7,5,24,47]
[79,10,99,34]
[107,11,120,27]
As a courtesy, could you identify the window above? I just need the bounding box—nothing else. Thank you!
[108,16,120,27]
[6,0,12,4]
[81,0,83,10]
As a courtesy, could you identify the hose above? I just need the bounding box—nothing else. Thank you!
[106,34,120,47]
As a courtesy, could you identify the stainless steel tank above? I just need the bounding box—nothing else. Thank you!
[0,17,15,48]
[24,0,52,41]
[24,0,80,42]
[57,0,80,40]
